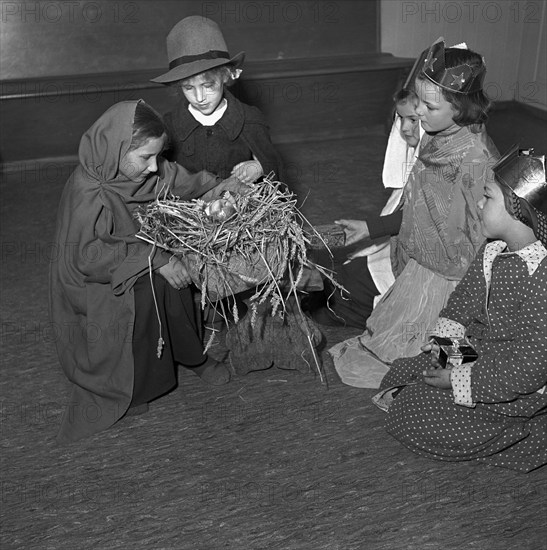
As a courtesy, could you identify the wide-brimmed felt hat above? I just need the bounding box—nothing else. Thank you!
[151,16,245,84]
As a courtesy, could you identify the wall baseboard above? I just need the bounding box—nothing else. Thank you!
[0,54,413,166]
[488,100,547,154]
[2,98,545,175]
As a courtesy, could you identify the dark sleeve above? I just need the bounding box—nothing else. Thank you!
[367,211,403,239]
[161,111,177,162]
[438,244,486,326]
[471,263,547,403]
[76,190,165,294]
[241,106,283,180]
[159,160,222,200]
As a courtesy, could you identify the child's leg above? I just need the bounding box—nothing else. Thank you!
[202,294,249,342]
[309,257,380,329]
[164,281,205,366]
[478,414,547,473]
[164,281,230,386]
[379,353,430,390]
[385,383,545,471]
[131,275,178,407]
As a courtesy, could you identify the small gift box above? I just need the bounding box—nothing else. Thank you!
[431,336,478,369]
[307,224,346,249]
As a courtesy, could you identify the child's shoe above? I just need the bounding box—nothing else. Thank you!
[125,403,149,416]
[191,357,231,386]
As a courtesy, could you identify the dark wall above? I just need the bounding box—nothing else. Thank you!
[3,0,417,166]
[0,1,421,166]
[1,0,378,79]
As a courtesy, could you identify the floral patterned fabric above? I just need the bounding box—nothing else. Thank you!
[332,124,499,387]
[392,123,499,280]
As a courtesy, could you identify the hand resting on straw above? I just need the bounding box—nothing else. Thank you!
[200,175,254,202]
[230,158,264,184]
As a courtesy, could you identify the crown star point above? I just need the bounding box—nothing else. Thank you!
[424,56,437,72]
[450,71,466,88]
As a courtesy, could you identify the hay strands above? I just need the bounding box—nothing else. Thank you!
[135,177,344,379]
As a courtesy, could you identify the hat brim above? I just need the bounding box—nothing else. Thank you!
[151,52,245,84]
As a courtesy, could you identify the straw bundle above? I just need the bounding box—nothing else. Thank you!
[135,178,340,322]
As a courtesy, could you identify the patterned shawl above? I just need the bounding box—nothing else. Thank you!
[392,124,499,280]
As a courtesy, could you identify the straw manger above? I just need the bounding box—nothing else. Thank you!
[135,176,344,381]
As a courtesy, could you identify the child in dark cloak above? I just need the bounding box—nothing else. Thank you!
[50,100,246,444]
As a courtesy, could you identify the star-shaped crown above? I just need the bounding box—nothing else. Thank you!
[412,37,485,94]
[493,144,547,216]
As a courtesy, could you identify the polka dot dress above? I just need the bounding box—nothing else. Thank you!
[379,241,547,473]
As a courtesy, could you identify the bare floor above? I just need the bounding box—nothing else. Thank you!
[1,132,546,550]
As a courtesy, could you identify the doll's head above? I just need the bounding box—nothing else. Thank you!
[393,89,420,147]
[414,40,490,132]
[478,146,547,249]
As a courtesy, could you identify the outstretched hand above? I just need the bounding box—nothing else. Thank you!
[334,219,370,246]
[158,256,192,290]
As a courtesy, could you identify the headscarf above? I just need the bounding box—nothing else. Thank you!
[50,101,168,443]
[50,99,222,443]
[78,99,166,204]
[79,100,136,182]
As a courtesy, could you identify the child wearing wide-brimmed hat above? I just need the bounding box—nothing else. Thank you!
[153,16,282,337]
[152,15,281,184]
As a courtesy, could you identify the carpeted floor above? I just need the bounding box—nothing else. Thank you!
[1,132,546,550]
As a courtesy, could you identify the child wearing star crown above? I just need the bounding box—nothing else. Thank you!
[374,145,547,473]
[330,39,500,389]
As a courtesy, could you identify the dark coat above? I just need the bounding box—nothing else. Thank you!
[165,89,282,181]
[49,101,223,444]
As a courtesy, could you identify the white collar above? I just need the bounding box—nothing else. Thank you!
[188,98,228,126]
[484,240,547,276]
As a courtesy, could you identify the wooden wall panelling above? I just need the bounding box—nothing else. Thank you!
[1,0,380,79]
[0,54,413,165]
[1,1,396,165]
[380,0,547,108]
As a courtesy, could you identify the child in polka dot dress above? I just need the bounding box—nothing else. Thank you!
[376,145,547,473]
